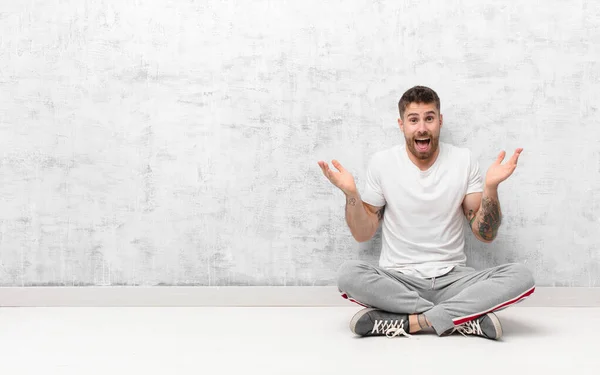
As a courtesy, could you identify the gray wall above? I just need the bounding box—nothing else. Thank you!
[0,0,598,286]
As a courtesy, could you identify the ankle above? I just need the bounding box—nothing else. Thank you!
[409,314,432,333]
[408,315,420,333]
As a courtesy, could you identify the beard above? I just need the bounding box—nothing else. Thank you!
[405,132,440,160]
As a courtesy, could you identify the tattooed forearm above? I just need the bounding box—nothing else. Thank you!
[475,197,502,241]
[344,194,380,242]
[345,196,357,218]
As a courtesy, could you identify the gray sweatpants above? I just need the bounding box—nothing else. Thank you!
[337,261,536,335]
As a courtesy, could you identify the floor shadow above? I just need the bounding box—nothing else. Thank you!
[496,315,550,337]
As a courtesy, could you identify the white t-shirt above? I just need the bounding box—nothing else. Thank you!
[361,142,483,278]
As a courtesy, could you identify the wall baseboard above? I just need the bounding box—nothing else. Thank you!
[0,286,598,307]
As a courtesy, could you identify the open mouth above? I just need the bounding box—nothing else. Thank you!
[415,138,431,152]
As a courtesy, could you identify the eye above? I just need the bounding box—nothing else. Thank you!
[426,116,434,122]
[410,118,418,123]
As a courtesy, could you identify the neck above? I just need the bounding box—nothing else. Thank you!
[405,146,440,171]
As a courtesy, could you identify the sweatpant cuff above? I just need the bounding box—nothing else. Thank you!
[424,306,455,336]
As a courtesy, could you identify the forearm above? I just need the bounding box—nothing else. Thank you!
[471,186,502,242]
[344,192,379,242]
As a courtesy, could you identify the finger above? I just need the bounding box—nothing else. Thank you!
[509,148,523,165]
[331,159,346,173]
[317,161,330,177]
[494,150,506,165]
[325,165,339,181]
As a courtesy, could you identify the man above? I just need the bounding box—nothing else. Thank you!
[317,86,535,340]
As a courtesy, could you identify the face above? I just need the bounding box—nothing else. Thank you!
[398,102,443,161]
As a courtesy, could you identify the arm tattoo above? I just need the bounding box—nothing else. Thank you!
[467,209,476,226]
[345,197,356,216]
[476,197,502,241]
[376,206,385,221]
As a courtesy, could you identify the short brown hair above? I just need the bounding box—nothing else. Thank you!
[398,86,440,118]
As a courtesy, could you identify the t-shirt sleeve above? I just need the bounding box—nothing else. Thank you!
[361,156,386,207]
[466,151,484,194]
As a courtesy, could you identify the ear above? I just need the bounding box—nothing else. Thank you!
[398,117,404,132]
[439,113,443,129]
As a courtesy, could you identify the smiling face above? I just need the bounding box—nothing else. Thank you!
[398,102,443,164]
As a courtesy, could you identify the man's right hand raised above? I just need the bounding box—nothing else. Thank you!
[317,160,358,196]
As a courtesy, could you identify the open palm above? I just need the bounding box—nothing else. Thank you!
[485,148,523,188]
[317,159,357,195]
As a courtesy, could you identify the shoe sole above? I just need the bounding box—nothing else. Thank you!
[487,312,503,339]
[349,307,378,335]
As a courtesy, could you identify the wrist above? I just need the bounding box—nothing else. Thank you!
[343,189,359,198]
[484,184,498,193]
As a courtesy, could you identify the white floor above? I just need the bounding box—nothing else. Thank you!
[0,307,597,375]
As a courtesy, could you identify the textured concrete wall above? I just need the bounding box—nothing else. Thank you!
[0,0,598,286]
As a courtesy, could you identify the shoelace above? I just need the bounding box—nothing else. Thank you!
[454,319,483,337]
[371,319,413,338]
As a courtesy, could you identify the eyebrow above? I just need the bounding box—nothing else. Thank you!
[407,111,437,117]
